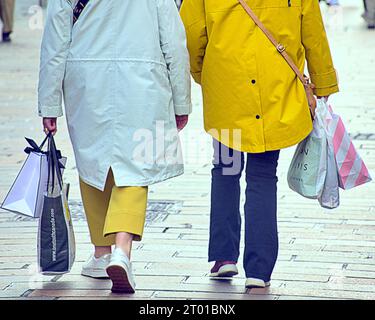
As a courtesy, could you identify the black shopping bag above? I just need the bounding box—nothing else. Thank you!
[37,134,75,275]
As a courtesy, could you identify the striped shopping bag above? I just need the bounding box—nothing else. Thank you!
[327,104,372,190]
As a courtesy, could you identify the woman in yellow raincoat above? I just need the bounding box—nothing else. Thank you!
[180,0,339,289]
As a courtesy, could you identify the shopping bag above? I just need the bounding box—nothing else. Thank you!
[38,135,75,275]
[315,98,340,209]
[326,104,372,190]
[287,101,327,199]
[1,135,66,218]
[38,184,75,274]
[318,141,340,209]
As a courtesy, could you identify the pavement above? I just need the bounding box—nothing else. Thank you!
[0,0,374,300]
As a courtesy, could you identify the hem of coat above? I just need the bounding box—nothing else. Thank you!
[205,124,313,154]
[78,169,185,192]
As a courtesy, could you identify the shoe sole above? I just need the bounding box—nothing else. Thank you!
[81,269,109,279]
[106,265,135,294]
[246,281,271,289]
[210,265,239,278]
[81,272,109,280]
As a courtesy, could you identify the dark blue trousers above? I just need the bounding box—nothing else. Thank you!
[208,140,280,282]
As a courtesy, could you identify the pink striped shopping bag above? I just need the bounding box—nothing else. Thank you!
[327,104,372,190]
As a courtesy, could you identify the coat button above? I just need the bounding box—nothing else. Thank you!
[256,115,261,119]
[251,79,256,84]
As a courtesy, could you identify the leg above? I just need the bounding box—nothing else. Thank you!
[209,139,244,263]
[79,172,115,257]
[104,185,148,258]
[367,0,375,25]
[104,184,148,293]
[0,0,15,34]
[363,0,375,28]
[243,150,280,282]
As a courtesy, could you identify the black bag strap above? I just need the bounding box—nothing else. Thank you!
[73,0,90,25]
[24,133,50,155]
[47,134,64,195]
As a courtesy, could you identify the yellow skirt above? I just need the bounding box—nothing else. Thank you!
[79,169,148,245]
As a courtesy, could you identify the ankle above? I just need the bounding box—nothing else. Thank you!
[114,245,131,259]
[94,246,112,258]
[115,232,134,259]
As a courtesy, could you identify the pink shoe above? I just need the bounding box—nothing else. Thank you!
[210,261,238,278]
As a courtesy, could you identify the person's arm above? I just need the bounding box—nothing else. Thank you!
[157,0,192,117]
[38,0,73,119]
[302,0,339,98]
[180,0,207,85]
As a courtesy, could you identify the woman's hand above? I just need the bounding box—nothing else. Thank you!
[43,117,57,135]
[176,115,189,132]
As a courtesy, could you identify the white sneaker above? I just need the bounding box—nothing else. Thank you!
[245,277,271,289]
[106,248,136,293]
[81,254,111,279]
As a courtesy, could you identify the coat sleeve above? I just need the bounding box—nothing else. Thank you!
[301,0,339,97]
[38,0,74,118]
[157,0,192,116]
[180,0,207,85]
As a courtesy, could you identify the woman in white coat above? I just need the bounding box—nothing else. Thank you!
[38,0,191,293]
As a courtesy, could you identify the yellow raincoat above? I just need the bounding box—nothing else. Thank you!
[180,0,339,153]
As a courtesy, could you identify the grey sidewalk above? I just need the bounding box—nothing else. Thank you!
[0,0,375,300]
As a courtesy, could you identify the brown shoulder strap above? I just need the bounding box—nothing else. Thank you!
[237,0,309,86]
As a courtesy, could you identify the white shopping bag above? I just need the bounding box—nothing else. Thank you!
[318,99,340,209]
[287,101,328,199]
[1,136,66,218]
[1,152,48,218]
[318,141,340,209]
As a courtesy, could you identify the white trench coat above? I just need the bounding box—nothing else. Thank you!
[38,0,192,191]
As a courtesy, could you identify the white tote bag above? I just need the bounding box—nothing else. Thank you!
[1,135,66,218]
[287,101,328,199]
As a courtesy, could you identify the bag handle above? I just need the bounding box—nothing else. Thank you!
[24,133,50,155]
[237,0,310,86]
[47,134,64,195]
